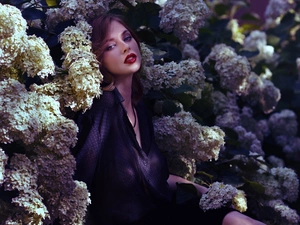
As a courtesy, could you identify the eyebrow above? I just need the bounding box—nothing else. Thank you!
[105,30,130,43]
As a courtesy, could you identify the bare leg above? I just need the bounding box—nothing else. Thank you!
[222,211,266,225]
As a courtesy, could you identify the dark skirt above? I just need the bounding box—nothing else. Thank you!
[131,197,237,225]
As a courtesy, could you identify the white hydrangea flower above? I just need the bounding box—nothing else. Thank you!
[0,32,26,69]
[60,0,109,22]
[267,155,285,167]
[227,19,245,44]
[267,199,300,225]
[153,111,225,162]
[264,0,296,28]
[204,44,251,95]
[270,167,299,202]
[57,181,91,225]
[159,0,210,41]
[268,109,298,138]
[0,3,27,39]
[4,153,35,190]
[233,126,264,155]
[182,43,200,60]
[245,72,280,114]
[140,43,154,67]
[142,59,206,98]
[0,79,41,144]
[32,50,103,112]
[12,189,50,223]
[281,136,300,162]
[18,35,55,78]
[243,30,277,67]
[215,111,240,129]
[155,0,167,7]
[0,148,8,186]
[4,219,22,225]
[199,182,238,211]
[59,20,92,56]
[232,190,247,213]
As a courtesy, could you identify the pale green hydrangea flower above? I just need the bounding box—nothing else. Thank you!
[264,0,296,28]
[232,190,247,213]
[199,182,238,211]
[267,199,300,225]
[0,3,27,39]
[227,19,245,44]
[159,0,210,41]
[153,111,225,162]
[58,181,91,225]
[142,59,206,98]
[243,30,278,67]
[268,109,298,138]
[0,148,8,186]
[204,44,251,95]
[59,20,92,56]
[270,167,299,202]
[182,43,200,60]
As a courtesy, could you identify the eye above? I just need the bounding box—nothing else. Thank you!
[105,44,115,51]
[124,35,132,42]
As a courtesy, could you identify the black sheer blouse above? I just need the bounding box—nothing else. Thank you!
[72,88,172,224]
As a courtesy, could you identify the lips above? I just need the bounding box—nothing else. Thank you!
[124,53,137,64]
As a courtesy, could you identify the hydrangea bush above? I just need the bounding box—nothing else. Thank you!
[0,0,300,224]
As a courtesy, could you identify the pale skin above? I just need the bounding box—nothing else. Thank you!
[102,20,266,225]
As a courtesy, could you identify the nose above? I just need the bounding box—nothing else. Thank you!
[121,41,130,53]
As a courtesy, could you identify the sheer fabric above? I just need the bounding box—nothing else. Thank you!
[73,88,172,224]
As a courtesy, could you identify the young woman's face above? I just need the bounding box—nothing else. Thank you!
[101,21,141,79]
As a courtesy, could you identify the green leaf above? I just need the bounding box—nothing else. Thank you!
[162,100,181,116]
[45,0,58,7]
[243,177,265,194]
[174,93,194,109]
[214,4,228,17]
[169,84,194,95]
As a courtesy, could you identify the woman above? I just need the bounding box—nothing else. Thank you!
[72,13,266,225]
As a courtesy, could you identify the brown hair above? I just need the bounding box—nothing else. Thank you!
[89,13,143,104]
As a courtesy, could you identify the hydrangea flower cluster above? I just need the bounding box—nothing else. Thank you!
[182,43,200,60]
[0,78,91,224]
[266,199,300,225]
[142,59,206,98]
[264,0,296,28]
[159,0,210,41]
[227,19,245,44]
[199,182,240,211]
[4,154,50,223]
[153,111,225,165]
[0,3,55,79]
[46,0,109,27]
[213,92,264,155]
[243,30,279,67]
[32,21,103,112]
[0,148,8,185]
[267,109,300,161]
[204,44,251,95]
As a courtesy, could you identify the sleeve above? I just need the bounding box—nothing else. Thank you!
[71,108,109,190]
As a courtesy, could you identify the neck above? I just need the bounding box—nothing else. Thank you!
[115,75,133,110]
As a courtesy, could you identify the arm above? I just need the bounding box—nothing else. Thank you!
[167,174,208,196]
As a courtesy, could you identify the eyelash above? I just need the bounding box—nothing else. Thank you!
[105,35,133,51]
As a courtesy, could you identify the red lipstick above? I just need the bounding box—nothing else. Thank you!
[124,53,137,64]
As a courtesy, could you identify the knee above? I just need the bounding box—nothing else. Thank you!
[222,211,266,225]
